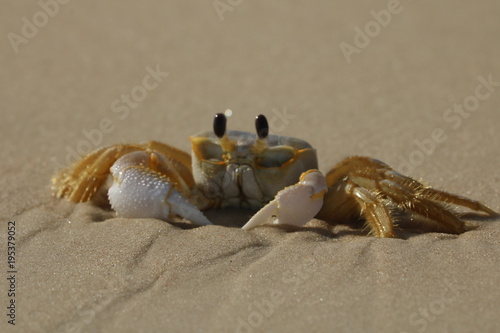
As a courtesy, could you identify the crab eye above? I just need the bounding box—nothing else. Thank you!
[255,114,269,139]
[213,113,227,138]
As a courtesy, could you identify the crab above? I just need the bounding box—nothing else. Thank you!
[52,113,497,237]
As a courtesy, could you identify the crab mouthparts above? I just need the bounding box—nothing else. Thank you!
[218,164,267,210]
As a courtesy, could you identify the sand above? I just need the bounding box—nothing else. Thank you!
[1,1,500,332]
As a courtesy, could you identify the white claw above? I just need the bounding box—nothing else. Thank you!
[242,170,327,230]
[108,151,212,226]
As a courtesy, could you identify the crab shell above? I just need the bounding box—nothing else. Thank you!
[190,130,318,210]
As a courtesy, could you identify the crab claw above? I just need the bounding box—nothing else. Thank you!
[108,151,212,226]
[242,170,327,230]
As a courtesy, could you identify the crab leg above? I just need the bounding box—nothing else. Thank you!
[418,188,497,216]
[109,151,212,226]
[317,156,498,237]
[52,145,139,202]
[52,141,194,203]
[242,170,327,230]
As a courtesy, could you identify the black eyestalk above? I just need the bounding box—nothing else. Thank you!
[213,113,227,138]
[255,114,269,139]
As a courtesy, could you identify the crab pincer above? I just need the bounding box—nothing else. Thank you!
[108,151,212,226]
[242,170,327,230]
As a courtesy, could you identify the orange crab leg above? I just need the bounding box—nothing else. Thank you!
[52,142,194,203]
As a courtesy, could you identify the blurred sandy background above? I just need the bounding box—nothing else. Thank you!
[1,1,499,332]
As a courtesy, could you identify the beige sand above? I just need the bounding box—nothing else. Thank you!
[1,1,500,332]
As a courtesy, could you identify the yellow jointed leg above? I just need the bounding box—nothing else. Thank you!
[52,142,194,203]
[317,156,498,237]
